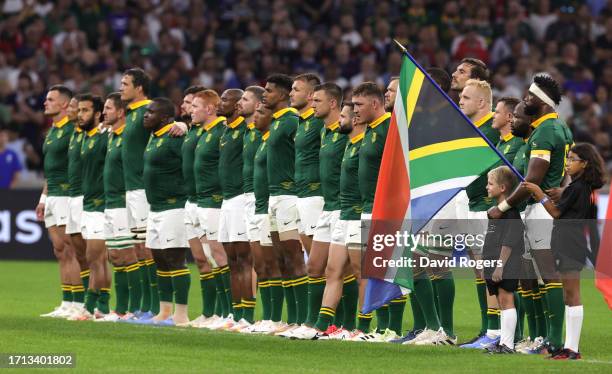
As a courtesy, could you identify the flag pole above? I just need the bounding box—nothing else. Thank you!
[392,39,524,181]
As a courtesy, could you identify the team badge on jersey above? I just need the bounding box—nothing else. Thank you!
[372,132,377,143]
[206,133,212,142]
[305,121,310,132]
[232,130,239,139]
[88,139,95,149]
[156,138,164,147]
[57,130,63,138]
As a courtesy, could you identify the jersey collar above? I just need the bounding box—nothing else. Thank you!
[300,107,315,120]
[86,126,99,137]
[273,107,299,119]
[369,112,391,129]
[262,130,270,141]
[53,116,69,128]
[204,116,226,131]
[127,99,151,111]
[326,121,340,132]
[350,132,365,144]
[530,113,558,129]
[501,133,514,142]
[474,112,494,127]
[227,116,245,129]
[154,122,174,137]
[247,122,255,130]
[113,124,126,135]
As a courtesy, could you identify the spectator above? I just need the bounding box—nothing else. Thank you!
[0,125,22,189]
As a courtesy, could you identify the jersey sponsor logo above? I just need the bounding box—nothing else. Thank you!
[250,132,255,141]
[333,133,339,142]
[57,129,64,138]
[237,232,246,236]
[206,133,213,143]
[349,233,358,237]
[504,145,510,153]
[197,128,203,136]
[232,130,240,139]
[88,139,95,149]
[166,238,174,242]
[166,197,177,204]
[131,112,137,121]
[310,225,317,229]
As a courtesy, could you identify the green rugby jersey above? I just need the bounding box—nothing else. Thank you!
[81,126,107,212]
[267,107,299,196]
[340,132,364,220]
[219,116,247,200]
[358,112,391,214]
[122,99,151,191]
[253,130,270,214]
[465,112,501,211]
[42,116,74,196]
[294,108,324,198]
[143,123,187,212]
[182,122,203,203]
[496,133,524,164]
[512,140,529,212]
[319,120,347,211]
[525,113,574,206]
[67,127,84,197]
[103,124,126,209]
[242,122,261,194]
[193,116,226,208]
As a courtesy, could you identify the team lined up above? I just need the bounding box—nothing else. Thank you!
[37,60,602,359]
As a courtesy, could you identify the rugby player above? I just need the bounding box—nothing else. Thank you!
[235,86,280,332]
[351,82,393,342]
[38,85,82,318]
[142,97,191,326]
[457,79,501,348]
[286,83,349,339]
[489,74,573,356]
[243,103,285,334]
[65,96,89,309]
[97,93,142,322]
[70,94,111,320]
[120,69,157,319]
[263,74,307,334]
[178,85,217,328]
[190,90,233,329]
[218,88,257,329]
[508,101,548,353]
[292,99,361,340]
[290,73,324,256]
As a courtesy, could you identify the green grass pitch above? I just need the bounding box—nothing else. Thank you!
[1,260,611,373]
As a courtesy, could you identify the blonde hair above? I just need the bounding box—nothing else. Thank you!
[465,78,492,105]
[487,165,517,193]
[193,89,220,107]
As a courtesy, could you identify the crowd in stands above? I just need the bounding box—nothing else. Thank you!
[1,0,611,188]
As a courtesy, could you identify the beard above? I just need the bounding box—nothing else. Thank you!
[79,117,95,131]
[511,124,529,138]
[524,103,539,116]
[339,123,353,134]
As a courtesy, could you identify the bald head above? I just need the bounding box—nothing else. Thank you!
[219,89,244,118]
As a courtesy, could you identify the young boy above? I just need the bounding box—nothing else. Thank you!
[483,166,524,353]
